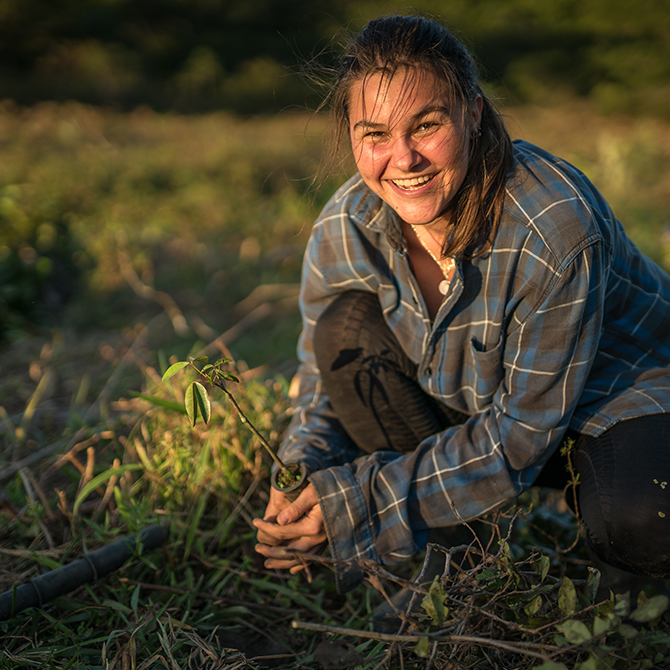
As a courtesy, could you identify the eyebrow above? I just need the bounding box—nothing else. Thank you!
[352,105,450,132]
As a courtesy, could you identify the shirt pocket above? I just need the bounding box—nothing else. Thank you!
[467,337,505,411]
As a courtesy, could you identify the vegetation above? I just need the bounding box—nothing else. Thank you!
[161,355,306,492]
[0,99,669,668]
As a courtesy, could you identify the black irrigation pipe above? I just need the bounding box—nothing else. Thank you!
[0,524,168,622]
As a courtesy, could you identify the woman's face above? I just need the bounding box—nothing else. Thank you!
[348,67,481,230]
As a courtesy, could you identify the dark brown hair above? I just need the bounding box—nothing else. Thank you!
[325,15,514,258]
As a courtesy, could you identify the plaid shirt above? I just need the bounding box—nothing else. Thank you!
[278,140,670,592]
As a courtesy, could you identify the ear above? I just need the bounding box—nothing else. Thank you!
[471,94,483,129]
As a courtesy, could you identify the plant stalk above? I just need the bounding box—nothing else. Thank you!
[213,379,288,473]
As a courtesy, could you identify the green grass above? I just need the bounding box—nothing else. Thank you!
[1,101,670,668]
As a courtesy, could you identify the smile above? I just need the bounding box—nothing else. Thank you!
[391,174,436,191]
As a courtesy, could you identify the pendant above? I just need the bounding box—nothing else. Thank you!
[438,279,449,295]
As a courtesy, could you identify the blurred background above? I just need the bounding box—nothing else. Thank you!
[1,0,669,416]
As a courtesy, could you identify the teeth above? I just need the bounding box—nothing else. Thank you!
[392,174,434,189]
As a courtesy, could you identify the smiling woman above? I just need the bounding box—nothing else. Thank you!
[252,14,670,620]
[349,68,477,227]
[348,66,482,317]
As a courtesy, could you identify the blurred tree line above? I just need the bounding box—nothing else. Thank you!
[1,0,669,117]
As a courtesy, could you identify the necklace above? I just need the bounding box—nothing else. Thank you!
[410,224,455,295]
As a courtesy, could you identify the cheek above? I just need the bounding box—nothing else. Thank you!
[353,144,379,177]
[424,133,459,163]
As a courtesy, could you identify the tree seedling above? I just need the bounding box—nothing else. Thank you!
[162,357,307,499]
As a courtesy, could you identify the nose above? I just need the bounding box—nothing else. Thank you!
[390,135,421,172]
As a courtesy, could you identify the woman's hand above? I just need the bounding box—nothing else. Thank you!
[253,483,327,574]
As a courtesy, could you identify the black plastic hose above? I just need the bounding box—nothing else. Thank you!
[0,524,168,621]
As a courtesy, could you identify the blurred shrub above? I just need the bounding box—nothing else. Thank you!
[0,102,336,339]
[0,183,80,339]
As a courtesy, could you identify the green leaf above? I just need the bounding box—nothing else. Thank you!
[131,584,140,613]
[72,464,144,519]
[539,554,550,582]
[161,361,189,382]
[101,599,133,613]
[421,577,447,625]
[587,566,601,604]
[575,655,600,670]
[556,619,592,645]
[189,356,208,364]
[617,624,638,639]
[630,595,669,623]
[185,381,211,426]
[614,592,630,617]
[414,636,430,658]
[220,372,239,383]
[31,554,64,570]
[648,630,670,645]
[558,576,577,616]
[593,614,614,637]
[476,569,497,580]
[524,594,543,616]
[129,391,187,414]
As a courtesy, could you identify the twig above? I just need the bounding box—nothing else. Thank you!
[197,303,273,358]
[425,638,439,670]
[94,457,121,515]
[118,249,189,337]
[22,468,54,519]
[0,427,87,483]
[291,620,560,660]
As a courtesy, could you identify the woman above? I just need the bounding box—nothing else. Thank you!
[253,14,670,594]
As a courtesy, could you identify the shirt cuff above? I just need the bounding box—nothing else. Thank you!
[309,464,379,593]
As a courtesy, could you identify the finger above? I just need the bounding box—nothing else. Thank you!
[254,526,284,546]
[276,484,318,525]
[253,518,286,545]
[255,539,328,572]
[254,516,323,542]
[254,543,301,570]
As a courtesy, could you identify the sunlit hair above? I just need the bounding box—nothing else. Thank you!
[325,15,514,258]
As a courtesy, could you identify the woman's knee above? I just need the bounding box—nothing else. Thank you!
[313,290,411,381]
[314,291,381,362]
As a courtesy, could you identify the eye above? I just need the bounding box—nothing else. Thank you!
[417,121,438,133]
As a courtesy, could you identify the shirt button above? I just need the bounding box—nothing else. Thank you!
[425,367,432,376]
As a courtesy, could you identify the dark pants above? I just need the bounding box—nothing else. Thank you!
[313,291,670,580]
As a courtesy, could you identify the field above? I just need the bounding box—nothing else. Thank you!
[1,100,670,669]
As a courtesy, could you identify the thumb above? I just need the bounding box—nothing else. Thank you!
[277,486,313,525]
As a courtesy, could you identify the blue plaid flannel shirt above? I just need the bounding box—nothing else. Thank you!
[278,140,670,592]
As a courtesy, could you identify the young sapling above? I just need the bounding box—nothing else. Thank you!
[161,357,307,499]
